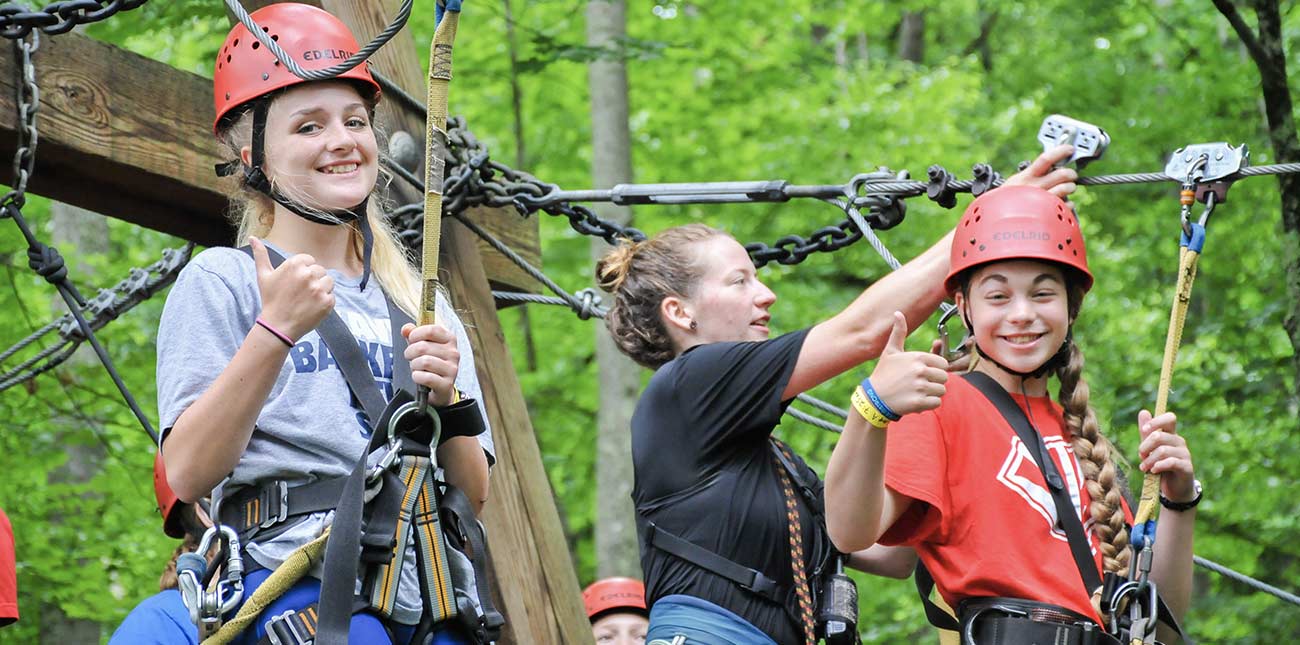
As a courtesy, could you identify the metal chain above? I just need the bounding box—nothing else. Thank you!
[0,243,192,392]
[0,0,147,39]
[0,35,158,441]
[223,0,411,83]
[3,31,37,207]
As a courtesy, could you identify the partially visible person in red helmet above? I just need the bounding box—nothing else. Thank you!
[584,578,648,645]
[108,454,214,644]
[825,186,1199,644]
[156,4,493,644]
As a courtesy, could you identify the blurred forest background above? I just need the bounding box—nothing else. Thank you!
[0,0,1297,642]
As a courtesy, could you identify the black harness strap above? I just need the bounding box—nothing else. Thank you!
[641,520,790,605]
[440,485,506,642]
[963,371,1104,595]
[912,372,1104,635]
[238,245,403,645]
[636,439,830,618]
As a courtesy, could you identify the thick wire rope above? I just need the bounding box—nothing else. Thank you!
[223,0,412,82]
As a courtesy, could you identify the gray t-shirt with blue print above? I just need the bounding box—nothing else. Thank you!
[156,244,494,625]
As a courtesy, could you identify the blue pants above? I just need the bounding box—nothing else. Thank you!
[230,569,470,645]
[645,594,779,645]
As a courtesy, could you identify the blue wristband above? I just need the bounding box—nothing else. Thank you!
[860,377,901,421]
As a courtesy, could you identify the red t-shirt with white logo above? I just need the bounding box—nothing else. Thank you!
[880,376,1131,623]
[0,508,16,626]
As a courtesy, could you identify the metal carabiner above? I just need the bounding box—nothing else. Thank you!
[178,525,245,636]
[936,304,966,362]
[386,399,443,468]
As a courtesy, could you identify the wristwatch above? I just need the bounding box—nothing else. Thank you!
[1160,479,1202,512]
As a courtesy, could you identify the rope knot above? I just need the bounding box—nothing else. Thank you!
[27,242,67,284]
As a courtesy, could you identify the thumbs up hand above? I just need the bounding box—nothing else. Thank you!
[867,312,948,417]
[250,236,335,342]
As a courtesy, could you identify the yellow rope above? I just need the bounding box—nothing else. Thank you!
[1133,245,1200,526]
[200,531,330,644]
[419,11,459,327]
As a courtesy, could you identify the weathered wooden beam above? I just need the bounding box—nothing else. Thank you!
[0,26,539,295]
[235,1,590,642]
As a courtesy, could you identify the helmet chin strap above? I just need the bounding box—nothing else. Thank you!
[964,311,1073,381]
[223,99,375,290]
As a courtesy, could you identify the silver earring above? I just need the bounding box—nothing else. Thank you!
[689,320,698,330]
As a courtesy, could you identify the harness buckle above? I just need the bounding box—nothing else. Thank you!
[265,608,313,645]
[260,481,289,529]
[742,572,777,598]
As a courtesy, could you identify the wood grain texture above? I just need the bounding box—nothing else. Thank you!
[0,21,538,293]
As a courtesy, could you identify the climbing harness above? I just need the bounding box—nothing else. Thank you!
[913,372,1189,645]
[2,1,1298,631]
[638,439,847,643]
[200,246,501,645]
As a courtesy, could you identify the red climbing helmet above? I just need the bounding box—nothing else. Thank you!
[944,185,1093,294]
[212,3,381,133]
[582,577,647,621]
[154,452,186,539]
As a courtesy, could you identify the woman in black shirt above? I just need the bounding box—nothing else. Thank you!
[594,146,1079,644]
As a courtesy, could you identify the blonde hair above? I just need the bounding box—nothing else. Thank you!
[596,223,725,368]
[216,88,421,319]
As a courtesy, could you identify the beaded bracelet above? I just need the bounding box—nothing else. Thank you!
[850,386,891,429]
[860,377,901,422]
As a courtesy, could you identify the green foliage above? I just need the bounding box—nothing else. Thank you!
[0,0,1296,642]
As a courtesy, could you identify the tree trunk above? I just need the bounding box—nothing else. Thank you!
[39,202,108,644]
[503,0,538,372]
[898,11,925,63]
[586,0,641,582]
[1212,0,1300,401]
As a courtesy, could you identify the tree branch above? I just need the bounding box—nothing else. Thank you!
[1210,0,1269,67]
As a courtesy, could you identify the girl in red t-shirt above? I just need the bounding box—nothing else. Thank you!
[824,186,1199,644]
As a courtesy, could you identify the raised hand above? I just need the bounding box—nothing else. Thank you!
[1137,409,1197,504]
[869,312,949,417]
[402,323,460,407]
[1004,143,1079,198]
[250,236,335,342]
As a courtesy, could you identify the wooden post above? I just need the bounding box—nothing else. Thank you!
[0,28,539,294]
[236,1,592,642]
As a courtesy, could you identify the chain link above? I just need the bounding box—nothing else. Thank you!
[2,31,37,209]
[0,0,147,39]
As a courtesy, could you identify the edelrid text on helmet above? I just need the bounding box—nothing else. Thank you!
[211,3,381,134]
[944,185,1092,294]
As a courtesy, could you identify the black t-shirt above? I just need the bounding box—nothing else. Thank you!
[632,329,823,644]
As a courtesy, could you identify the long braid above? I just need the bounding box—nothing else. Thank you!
[1057,343,1131,576]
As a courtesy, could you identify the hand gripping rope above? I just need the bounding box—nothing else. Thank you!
[1118,142,1247,645]
[405,0,463,417]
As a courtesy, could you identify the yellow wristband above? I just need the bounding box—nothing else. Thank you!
[850,386,890,429]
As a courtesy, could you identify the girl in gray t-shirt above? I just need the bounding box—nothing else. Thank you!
[156,5,491,642]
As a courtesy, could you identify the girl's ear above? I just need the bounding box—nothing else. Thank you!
[239,144,253,168]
